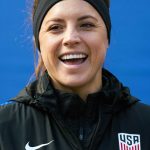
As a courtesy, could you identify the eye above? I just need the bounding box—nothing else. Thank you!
[47,24,64,33]
[80,22,96,30]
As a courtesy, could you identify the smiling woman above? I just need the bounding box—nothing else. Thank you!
[38,0,108,100]
[0,0,150,150]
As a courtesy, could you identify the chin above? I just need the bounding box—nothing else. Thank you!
[60,78,90,89]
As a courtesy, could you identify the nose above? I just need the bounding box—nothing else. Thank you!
[62,27,81,47]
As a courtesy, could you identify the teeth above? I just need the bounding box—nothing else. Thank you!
[60,54,87,60]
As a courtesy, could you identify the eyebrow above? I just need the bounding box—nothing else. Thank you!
[45,15,98,25]
[45,18,64,25]
[78,15,98,22]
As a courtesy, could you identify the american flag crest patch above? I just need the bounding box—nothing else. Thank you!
[118,133,141,150]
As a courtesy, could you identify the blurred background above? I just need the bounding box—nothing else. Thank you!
[0,0,150,104]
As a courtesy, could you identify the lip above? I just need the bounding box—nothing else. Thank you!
[58,52,88,69]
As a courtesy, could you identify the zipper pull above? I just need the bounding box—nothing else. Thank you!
[79,127,84,141]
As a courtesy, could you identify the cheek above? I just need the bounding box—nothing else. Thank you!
[93,48,107,67]
[97,45,107,65]
[40,35,59,59]
[87,35,107,63]
[40,36,51,52]
[40,39,61,73]
[40,44,54,71]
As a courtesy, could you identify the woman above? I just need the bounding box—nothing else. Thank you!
[0,0,150,150]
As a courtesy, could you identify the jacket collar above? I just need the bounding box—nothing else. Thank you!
[12,68,139,116]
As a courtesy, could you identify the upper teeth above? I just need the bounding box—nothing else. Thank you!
[60,54,87,60]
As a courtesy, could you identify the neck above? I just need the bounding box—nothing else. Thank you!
[52,74,103,101]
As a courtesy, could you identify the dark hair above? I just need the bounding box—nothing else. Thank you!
[32,0,110,78]
[32,0,45,78]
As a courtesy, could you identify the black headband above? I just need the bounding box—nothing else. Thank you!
[33,0,111,51]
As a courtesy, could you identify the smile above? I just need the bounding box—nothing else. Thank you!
[59,53,88,65]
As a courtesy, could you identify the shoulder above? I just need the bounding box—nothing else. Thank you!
[0,101,43,124]
[0,101,25,119]
[117,96,150,124]
[131,101,150,114]
[0,101,20,114]
[0,101,22,128]
[131,101,150,118]
[120,100,150,126]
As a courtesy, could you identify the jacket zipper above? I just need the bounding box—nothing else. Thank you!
[88,110,101,150]
[79,116,84,141]
[79,127,84,141]
[52,113,83,150]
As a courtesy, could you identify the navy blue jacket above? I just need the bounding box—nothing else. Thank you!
[0,69,150,150]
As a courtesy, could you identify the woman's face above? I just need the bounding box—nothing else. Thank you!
[39,0,108,96]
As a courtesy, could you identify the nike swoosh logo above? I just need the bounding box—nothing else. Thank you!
[25,140,54,150]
